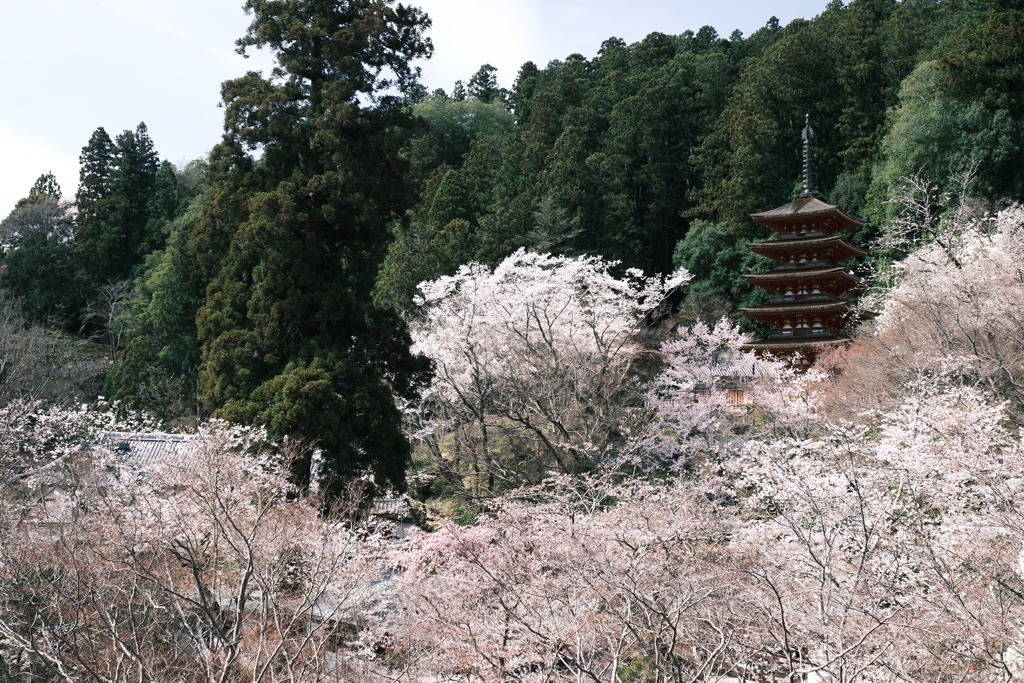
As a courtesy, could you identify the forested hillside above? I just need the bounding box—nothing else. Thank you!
[1,0,1022,481]
[378,0,1023,320]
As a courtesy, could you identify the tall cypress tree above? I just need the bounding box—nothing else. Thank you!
[28,172,61,202]
[194,0,433,491]
[74,123,161,301]
[74,127,119,304]
[111,123,160,264]
[76,128,115,215]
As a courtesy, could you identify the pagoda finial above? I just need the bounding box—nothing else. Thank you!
[801,114,816,197]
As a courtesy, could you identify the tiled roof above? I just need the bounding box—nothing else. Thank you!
[741,338,850,350]
[689,347,775,385]
[750,196,861,222]
[739,301,852,314]
[751,196,834,216]
[743,267,860,282]
[94,433,413,521]
[94,431,198,471]
[747,236,867,257]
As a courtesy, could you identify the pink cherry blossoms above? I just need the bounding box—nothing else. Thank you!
[409,248,690,492]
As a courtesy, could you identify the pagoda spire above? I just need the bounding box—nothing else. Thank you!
[801,114,815,197]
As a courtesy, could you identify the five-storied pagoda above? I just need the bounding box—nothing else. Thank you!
[740,116,872,366]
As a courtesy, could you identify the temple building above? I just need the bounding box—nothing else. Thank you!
[739,117,873,365]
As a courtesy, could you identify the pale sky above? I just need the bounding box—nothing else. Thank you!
[0,0,829,216]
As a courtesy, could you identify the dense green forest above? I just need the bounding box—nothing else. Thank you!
[1,0,1021,490]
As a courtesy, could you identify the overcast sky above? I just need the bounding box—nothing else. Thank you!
[0,0,829,216]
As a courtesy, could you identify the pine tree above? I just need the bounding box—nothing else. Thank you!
[28,172,61,202]
[467,64,503,103]
[194,0,433,491]
[75,128,114,216]
[510,61,540,119]
[939,0,1024,114]
[74,128,118,300]
[74,123,161,302]
[3,225,77,327]
[935,0,1024,198]
[111,123,161,262]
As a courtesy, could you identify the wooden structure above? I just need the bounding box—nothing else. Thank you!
[740,117,872,365]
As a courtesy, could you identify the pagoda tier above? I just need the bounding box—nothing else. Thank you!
[738,337,851,367]
[740,301,861,333]
[741,198,871,365]
[750,196,862,238]
[742,268,862,300]
[747,235,866,268]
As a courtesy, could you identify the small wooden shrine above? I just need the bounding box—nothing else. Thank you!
[740,117,872,365]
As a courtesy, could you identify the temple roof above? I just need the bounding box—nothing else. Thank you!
[750,196,862,231]
[743,267,862,286]
[739,301,853,315]
[741,337,851,351]
[746,235,867,259]
[95,431,197,470]
[751,196,857,219]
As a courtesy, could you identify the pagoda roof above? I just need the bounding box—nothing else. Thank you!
[743,267,862,287]
[746,235,867,259]
[750,196,862,230]
[739,301,853,315]
[740,338,851,351]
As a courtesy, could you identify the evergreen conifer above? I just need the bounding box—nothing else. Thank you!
[194,0,434,491]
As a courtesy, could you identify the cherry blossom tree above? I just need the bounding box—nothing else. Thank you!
[9,176,1024,681]
[736,377,1024,681]
[0,421,393,682]
[0,399,152,514]
[387,474,762,683]
[409,249,689,494]
[640,318,823,474]
[832,200,1024,419]
[387,376,1024,682]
